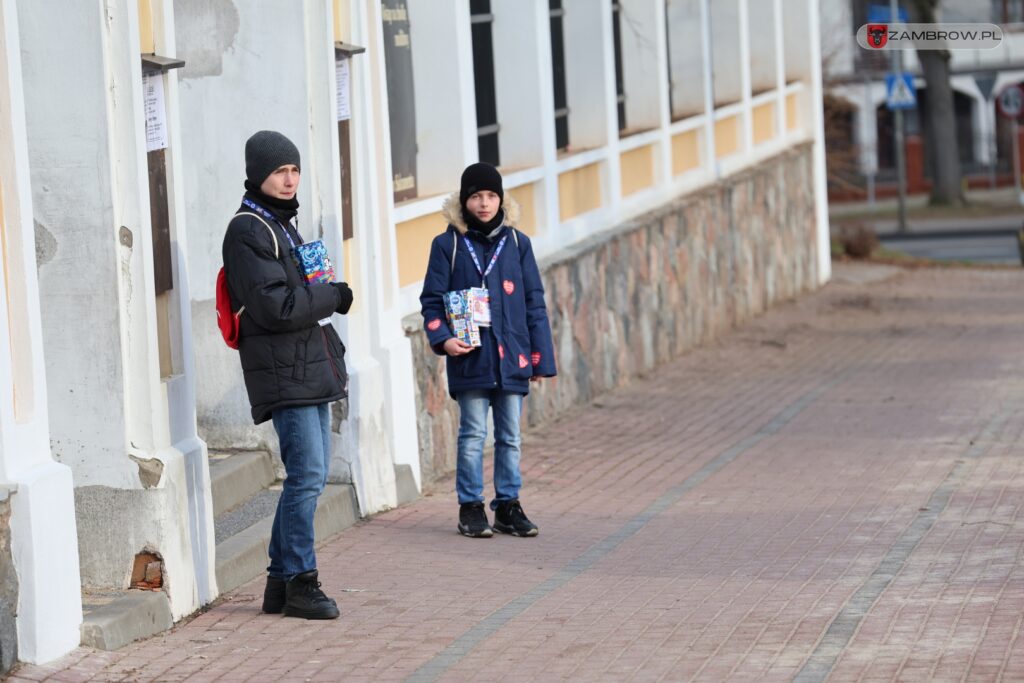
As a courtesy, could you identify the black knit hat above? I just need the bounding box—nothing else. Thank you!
[245,131,301,186]
[459,162,504,207]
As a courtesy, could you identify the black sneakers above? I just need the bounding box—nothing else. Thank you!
[262,575,286,614]
[284,570,340,620]
[493,500,539,537]
[458,502,494,538]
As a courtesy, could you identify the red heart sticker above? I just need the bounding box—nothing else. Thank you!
[531,352,542,367]
[498,345,505,359]
[503,280,515,295]
[518,354,529,369]
[427,318,442,331]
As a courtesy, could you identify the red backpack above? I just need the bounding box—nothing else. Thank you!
[216,212,279,349]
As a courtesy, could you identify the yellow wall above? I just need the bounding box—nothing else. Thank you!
[786,92,799,132]
[672,130,700,176]
[333,0,348,41]
[1,184,34,422]
[137,0,154,53]
[396,211,444,287]
[619,145,655,198]
[714,115,740,159]
[341,237,362,312]
[508,182,537,236]
[558,163,603,222]
[753,102,776,145]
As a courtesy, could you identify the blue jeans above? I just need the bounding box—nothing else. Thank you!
[456,390,524,507]
[268,403,331,580]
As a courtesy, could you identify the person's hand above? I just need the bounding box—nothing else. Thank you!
[333,282,353,314]
[443,338,474,356]
[529,376,542,383]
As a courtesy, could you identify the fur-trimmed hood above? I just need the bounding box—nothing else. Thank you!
[440,191,521,234]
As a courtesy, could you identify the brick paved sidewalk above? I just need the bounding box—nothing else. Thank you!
[12,264,1024,682]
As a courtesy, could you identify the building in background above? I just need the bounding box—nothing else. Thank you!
[0,0,829,672]
[823,0,1024,201]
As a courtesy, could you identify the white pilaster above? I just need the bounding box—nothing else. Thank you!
[0,0,82,662]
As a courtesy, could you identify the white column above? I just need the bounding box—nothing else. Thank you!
[652,0,673,185]
[517,0,560,252]
[0,0,82,663]
[773,0,786,138]
[343,0,418,510]
[738,0,753,152]
[806,0,832,284]
[152,0,216,606]
[700,0,717,177]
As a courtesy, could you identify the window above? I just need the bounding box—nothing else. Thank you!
[550,0,569,151]
[666,0,705,120]
[470,0,500,165]
[612,2,626,132]
[993,0,1024,23]
[382,0,418,202]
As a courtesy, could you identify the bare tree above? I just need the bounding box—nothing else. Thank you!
[908,0,965,206]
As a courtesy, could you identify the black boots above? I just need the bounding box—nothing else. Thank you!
[493,500,539,537]
[262,575,286,614]
[458,502,494,538]
[283,570,340,619]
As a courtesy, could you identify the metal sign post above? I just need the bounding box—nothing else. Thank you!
[1014,118,1023,205]
[997,85,1024,206]
[889,0,907,233]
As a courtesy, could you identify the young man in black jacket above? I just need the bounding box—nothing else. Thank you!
[222,130,353,619]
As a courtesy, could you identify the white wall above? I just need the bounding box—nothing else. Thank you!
[176,0,315,447]
[16,0,214,620]
[16,0,133,487]
[0,0,82,663]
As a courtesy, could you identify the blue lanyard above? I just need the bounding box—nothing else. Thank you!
[242,197,299,250]
[462,234,508,285]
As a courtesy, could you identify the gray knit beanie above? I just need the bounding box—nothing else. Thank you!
[245,130,301,186]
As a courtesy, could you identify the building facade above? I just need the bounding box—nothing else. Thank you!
[0,0,829,670]
[823,0,1024,199]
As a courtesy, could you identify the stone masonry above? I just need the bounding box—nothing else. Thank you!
[406,143,819,484]
[0,494,17,675]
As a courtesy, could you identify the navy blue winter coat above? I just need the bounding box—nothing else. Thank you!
[420,193,557,397]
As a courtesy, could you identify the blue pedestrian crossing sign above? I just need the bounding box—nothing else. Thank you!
[886,73,916,110]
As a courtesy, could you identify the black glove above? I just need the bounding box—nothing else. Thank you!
[333,282,353,314]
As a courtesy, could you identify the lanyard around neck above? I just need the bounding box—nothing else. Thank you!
[242,197,299,250]
[462,233,508,286]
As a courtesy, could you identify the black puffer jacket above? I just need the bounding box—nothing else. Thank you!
[222,203,348,424]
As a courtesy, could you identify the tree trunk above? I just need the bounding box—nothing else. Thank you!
[910,0,965,206]
[918,49,964,205]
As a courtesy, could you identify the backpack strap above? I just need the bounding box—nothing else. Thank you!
[450,231,457,273]
[232,211,279,259]
[226,211,281,318]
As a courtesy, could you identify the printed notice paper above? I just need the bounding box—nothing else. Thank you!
[143,73,168,152]
[335,58,351,121]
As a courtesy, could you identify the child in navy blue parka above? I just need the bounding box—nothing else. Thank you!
[420,163,556,538]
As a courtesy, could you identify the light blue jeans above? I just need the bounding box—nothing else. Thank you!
[268,403,331,579]
[455,389,524,508]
